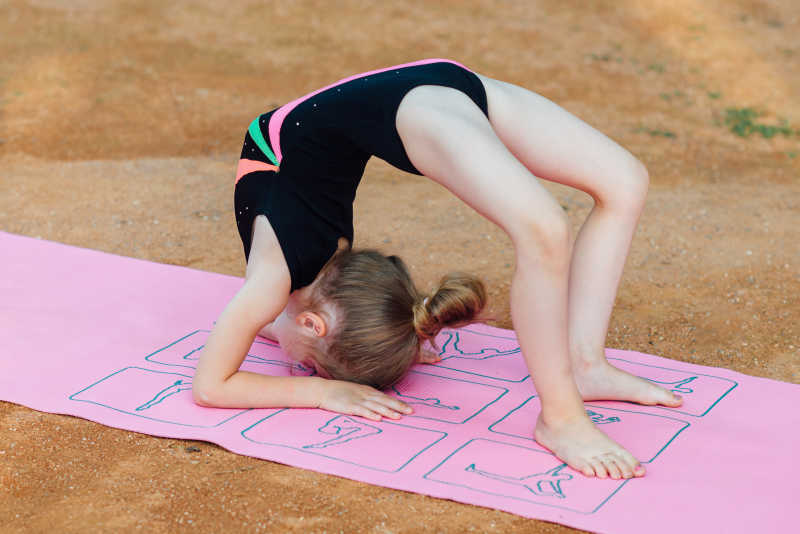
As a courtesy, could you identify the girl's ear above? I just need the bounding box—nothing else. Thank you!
[296,311,328,338]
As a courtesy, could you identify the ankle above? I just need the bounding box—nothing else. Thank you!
[570,338,606,360]
[537,403,589,430]
[570,351,610,374]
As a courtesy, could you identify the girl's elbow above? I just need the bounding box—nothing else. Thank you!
[192,381,221,408]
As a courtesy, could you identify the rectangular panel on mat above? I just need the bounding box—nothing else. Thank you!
[2,231,799,534]
[70,366,250,428]
[424,438,630,514]
[488,396,690,463]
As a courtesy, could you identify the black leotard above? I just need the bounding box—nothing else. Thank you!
[234,59,488,291]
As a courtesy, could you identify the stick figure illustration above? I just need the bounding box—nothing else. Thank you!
[390,386,460,410]
[180,346,204,361]
[180,345,307,372]
[243,354,311,373]
[465,462,573,498]
[586,409,621,424]
[136,379,192,411]
[302,415,382,449]
[438,331,521,361]
[641,376,697,394]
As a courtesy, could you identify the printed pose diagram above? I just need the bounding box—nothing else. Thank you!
[67,327,739,514]
[135,378,192,412]
[466,462,573,499]
[302,416,382,449]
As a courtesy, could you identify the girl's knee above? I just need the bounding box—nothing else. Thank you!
[508,206,573,268]
[597,157,649,214]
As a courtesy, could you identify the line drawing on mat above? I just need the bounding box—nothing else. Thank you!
[585,409,620,425]
[145,329,311,374]
[391,386,460,410]
[241,409,448,473]
[303,416,381,449]
[136,379,192,411]
[386,370,508,424]
[437,330,521,360]
[488,396,691,463]
[465,463,573,498]
[69,366,250,428]
[606,357,738,417]
[431,330,529,383]
[424,438,631,514]
[642,376,697,394]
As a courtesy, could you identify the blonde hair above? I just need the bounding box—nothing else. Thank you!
[302,249,486,389]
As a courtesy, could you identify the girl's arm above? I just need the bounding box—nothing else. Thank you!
[192,216,411,420]
[192,216,324,408]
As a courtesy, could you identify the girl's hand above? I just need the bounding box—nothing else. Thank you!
[417,349,442,364]
[318,380,412,421]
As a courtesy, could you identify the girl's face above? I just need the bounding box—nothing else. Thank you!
[270,292,334,377]
[269,298,306,361]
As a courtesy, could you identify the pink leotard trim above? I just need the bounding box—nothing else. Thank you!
[267,58,467,163]
[235,158,279,184]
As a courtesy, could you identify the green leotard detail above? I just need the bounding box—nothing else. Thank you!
[248,117,279,166]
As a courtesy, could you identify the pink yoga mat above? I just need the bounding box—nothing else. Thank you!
[1,231,798,532]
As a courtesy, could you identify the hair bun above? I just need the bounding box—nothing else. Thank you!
[412,272,487,341]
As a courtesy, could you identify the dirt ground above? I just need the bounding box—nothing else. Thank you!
[1,0,798,532]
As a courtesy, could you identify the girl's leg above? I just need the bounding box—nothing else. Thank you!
[397,86,642,479]
[475,74,682,407]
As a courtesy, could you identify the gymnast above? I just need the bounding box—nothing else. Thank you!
[193,58,683,480]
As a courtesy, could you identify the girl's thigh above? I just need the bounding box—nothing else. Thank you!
[474,73,648,207]
[396,85,567,242]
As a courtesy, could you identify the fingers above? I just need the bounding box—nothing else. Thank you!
[349,388,413,421]
[319,381,414,421]
[377,394,413,415]
[365,393,412,418]
[351,405,383,421]
[417,349,442,364]
[348,399,408,422]
[359,400,399,420]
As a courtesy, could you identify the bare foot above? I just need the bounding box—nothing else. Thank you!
[534,412,645,479]
[573,360,684,407]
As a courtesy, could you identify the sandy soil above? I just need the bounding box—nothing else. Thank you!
[1,1,798,532]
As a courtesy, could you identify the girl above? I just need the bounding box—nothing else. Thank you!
[193,58,683,481]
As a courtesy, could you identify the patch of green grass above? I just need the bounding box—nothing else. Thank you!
[660,90,692,106]
[724,107,794,138]
[708,91,722,99]
[634,126,676,138]
[648,63,665,73]
[588,53,611,62]
[787,151,797,159]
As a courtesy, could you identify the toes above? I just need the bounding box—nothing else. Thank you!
[669,393,684,407]
[615,456,635,478]
[618,450,645,477]
[572,459,596,478]
[601,455,623,479]
[589,458,608,478]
